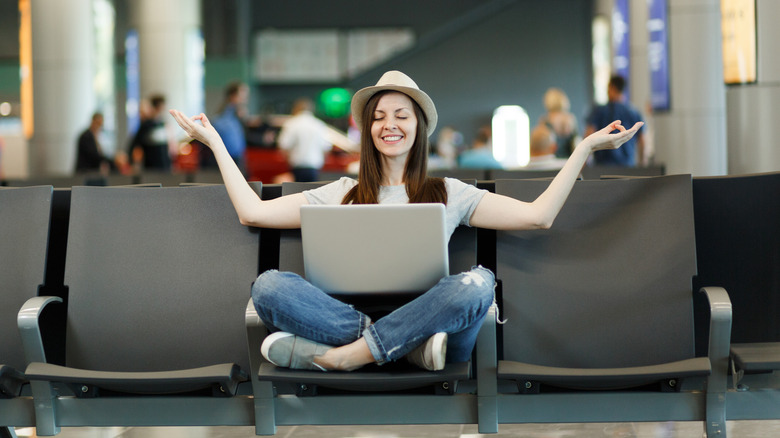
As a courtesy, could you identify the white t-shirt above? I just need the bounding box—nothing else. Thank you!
[302,177,488,239]
[277,111,331,169]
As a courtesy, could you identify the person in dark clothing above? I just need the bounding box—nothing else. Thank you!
[585,75,645,166]
[128,94,171,171]
[76,112,111,173]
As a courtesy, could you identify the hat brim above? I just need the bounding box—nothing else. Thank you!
[351,85,438,137]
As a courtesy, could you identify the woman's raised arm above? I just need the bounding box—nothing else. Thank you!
[469,120,643,231]
[169,109,306,229]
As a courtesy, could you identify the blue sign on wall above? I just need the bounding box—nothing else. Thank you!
[648,0,670,110]
[612,0,630,101]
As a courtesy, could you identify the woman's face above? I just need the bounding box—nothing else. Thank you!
[370,92,418,161]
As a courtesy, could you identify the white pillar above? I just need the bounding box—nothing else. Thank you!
[653,0,728,176]
[726,0,780,174]
[28,0,95,176]
[130,0,203,118]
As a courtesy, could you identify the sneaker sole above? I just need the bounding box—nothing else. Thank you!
[261,331,295,366]
[431,332,447,371]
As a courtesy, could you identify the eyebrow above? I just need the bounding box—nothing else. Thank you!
[374,107,412,115]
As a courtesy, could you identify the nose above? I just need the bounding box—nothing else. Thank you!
[382,117,397,131]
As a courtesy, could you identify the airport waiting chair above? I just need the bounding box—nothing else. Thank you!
[690,172,780,421]
[134,171,189,186]
[581,164,666,179]
[245,180,497,435]
[492,175,731,437]
[5,175,91,188]
[1,186,57,435]
[487,169,560,180]
[20,184,262,435]
[317,171,356,181]
[428,168,489,181]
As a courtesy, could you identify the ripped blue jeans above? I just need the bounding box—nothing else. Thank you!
[251,266,495,364]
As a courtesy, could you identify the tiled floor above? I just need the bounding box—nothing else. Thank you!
[15,421,780,438]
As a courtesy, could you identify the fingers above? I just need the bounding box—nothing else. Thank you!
[169,109,205,132]
[613,121,644,136]
[169,109,190,129]
[599,120,622,135]
[199,113,213,128]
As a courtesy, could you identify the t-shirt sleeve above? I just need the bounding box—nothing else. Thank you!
[444,178,488,229]
[302,177,358,205]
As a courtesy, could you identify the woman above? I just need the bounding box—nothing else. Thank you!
[539,87,580,158]
[169,71,642,373]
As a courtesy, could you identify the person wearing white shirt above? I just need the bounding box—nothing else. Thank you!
[277,98,332,182]
[523,124,569,171]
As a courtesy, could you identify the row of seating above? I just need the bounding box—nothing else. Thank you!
[0,171,226,188]
[323,163,666,182]
[1,172,777,437]
[0,164,664,189]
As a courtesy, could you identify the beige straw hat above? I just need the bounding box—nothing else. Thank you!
[351,70,438,137]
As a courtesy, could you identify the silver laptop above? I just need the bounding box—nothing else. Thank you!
[300,203,449,295]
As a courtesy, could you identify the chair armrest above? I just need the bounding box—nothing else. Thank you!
[17,296,63,364]
[245,298,269,378]
[700,286,731,437]
[476,303,498,434]
[701,286,732,383]
[476,303,497,389]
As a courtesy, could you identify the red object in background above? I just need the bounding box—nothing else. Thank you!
[177,143,359,184]
[246,147,358,183]
[176,141,201,173]
[322,149,359,172]
[245,148,290,183]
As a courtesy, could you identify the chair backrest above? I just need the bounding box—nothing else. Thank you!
[5,176,86,188]
[581,164,666,180]
[496,175,696,368]
[692,172,780,345]
[0,186,53,371]
[429,168,488,181]
[279,181,477,276]
[63,185,260,373]
[136,172,189,187]
[489,169,560,180]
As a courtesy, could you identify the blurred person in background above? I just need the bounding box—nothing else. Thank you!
[429,126,461,170]
[212,81,249,173]
[75,112,112,174]
[128,94,172,171]
[539,87,579,159]
[277,97,331,182]
[585,75,645,166]
[523,123,569,171]
[458,125,501,169]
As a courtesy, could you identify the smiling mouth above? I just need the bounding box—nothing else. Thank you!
[383,135,403,142]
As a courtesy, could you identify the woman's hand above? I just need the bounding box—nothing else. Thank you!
[169,109,223,151]
[580,120,643,154]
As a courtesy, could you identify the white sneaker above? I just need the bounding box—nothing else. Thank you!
[406,333,447,371]
[260,332,332,371]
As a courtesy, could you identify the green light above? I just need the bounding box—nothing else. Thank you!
[319,88,352,118]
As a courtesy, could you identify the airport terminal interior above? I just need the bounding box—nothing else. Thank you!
[1,1,779,437]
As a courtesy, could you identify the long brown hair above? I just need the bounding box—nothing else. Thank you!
[342,91,447,205]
